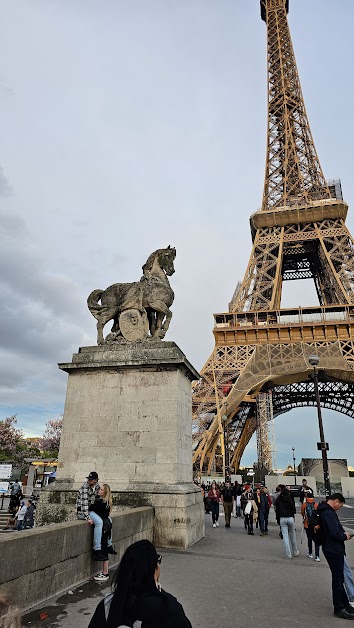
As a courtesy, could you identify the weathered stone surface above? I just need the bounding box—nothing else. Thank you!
[43,341,205,548]
[87,247,176,344]
[36,481,204,549]
[0,507,154,611]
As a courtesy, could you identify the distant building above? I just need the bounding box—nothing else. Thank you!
[23,458,58,491]
[299,458,348,492]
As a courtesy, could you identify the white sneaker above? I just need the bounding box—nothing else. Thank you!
[216,522,219,527]
[213,523,216,528]
[293,551,300,557]
[308,553,313,558]
[94,573,109,582]
[315,556,321,562]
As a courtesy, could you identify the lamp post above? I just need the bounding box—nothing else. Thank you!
[222,415,229,482]
[308,354,331,498]
[292,447,296,485]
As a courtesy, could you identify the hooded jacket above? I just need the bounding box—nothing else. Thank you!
[88,589,192,628]
[317,501,347,555]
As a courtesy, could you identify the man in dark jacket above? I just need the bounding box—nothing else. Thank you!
[299,479,314,503]
[23,499,35,529]
[221,481,234,528]
[318,493,354,620]
[255,486,270,536]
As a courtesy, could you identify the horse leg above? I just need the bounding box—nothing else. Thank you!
[148,301,172,339]
[97,320,105,345]
[148,310,157,336]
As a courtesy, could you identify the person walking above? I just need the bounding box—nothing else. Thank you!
[299,479,314,503]
[244,493,258,536]
[88,540,192,627]
[301,496,320,561]
[275,487,299,559]
[208,481,220,528]
[77,471,116,560]
[317,493,354,620]
[221,480,234,528]
[90,484,113,582]
[255,486,270,536]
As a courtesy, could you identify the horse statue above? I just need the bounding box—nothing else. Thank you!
[87,246,176,345]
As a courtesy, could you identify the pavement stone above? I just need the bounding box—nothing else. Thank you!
[23,509,354,628]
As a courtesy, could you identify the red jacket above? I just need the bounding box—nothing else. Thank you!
[208,489,221,503]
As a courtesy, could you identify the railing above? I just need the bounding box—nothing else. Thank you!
[214,305,354,330]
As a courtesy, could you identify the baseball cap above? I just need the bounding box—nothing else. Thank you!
[86,471,98,481]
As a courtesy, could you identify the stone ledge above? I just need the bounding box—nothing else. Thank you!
[58,341,200,381]
[0,507,154,611]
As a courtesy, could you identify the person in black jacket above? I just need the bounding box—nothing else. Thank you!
[89,484,113,582]
[275,487,299,559]
[317,493,354,620]
[88,539,192,628]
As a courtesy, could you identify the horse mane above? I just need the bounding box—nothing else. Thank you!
[142,247,175,274]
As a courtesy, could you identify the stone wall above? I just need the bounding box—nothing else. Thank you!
[0,507,153,611]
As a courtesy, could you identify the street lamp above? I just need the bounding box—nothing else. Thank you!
[221,415,229,482]
[292,447,296,485]
[308,354,331,498]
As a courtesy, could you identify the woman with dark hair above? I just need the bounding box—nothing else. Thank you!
[275,487,299,559]
[207,481,220,528]
[88,539,192,628]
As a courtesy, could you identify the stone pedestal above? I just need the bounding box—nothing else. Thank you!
[40,341,204,548]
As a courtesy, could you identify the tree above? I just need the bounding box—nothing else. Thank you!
[0,415,38,466]
[39,417,63,456]
[0,415,24,463]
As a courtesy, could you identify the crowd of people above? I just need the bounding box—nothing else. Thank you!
[200,477,354,620]
[4,481,36,532]
[3,473,354,624]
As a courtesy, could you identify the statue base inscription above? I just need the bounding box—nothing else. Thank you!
[40,341,204,549]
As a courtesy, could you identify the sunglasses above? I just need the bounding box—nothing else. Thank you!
[157,554,162,564]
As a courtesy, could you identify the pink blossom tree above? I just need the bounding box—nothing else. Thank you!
[39,417,63,455]
[0,415,31,465]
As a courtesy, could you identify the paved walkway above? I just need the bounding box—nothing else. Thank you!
[23,509,354,628]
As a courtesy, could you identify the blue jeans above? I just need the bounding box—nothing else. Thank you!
[344,556,354,602]
[78,512,112,550]
[259,510,268,533]
[280,517,299,558]
[210,501,219,524]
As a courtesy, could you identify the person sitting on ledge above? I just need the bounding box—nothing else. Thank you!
[88,540,192,628]
[76,471,116,561]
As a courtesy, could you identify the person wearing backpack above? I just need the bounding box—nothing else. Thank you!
[88,540,192,628]
[301,497,320,561]
[317,493,354,620]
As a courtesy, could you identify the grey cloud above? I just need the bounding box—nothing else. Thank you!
[0,165,11,196]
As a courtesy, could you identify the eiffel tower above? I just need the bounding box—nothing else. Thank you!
[193,0,354,476]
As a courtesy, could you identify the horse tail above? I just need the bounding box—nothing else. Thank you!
[87,289,104,313]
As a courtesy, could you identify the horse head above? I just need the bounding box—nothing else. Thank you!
[159,245,176,276]
[142,246,176,277]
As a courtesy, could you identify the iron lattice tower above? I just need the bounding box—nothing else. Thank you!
[193,0,354,476]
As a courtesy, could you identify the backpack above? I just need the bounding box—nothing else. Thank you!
[307,508,325,546]
[305,501,315,521]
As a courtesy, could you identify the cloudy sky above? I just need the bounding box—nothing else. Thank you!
[1,0,354,469]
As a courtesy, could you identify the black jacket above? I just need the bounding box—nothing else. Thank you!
[89,497,110,519]
[275,494,296,524]
[317,501,347,555]
[88,589,192,628]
